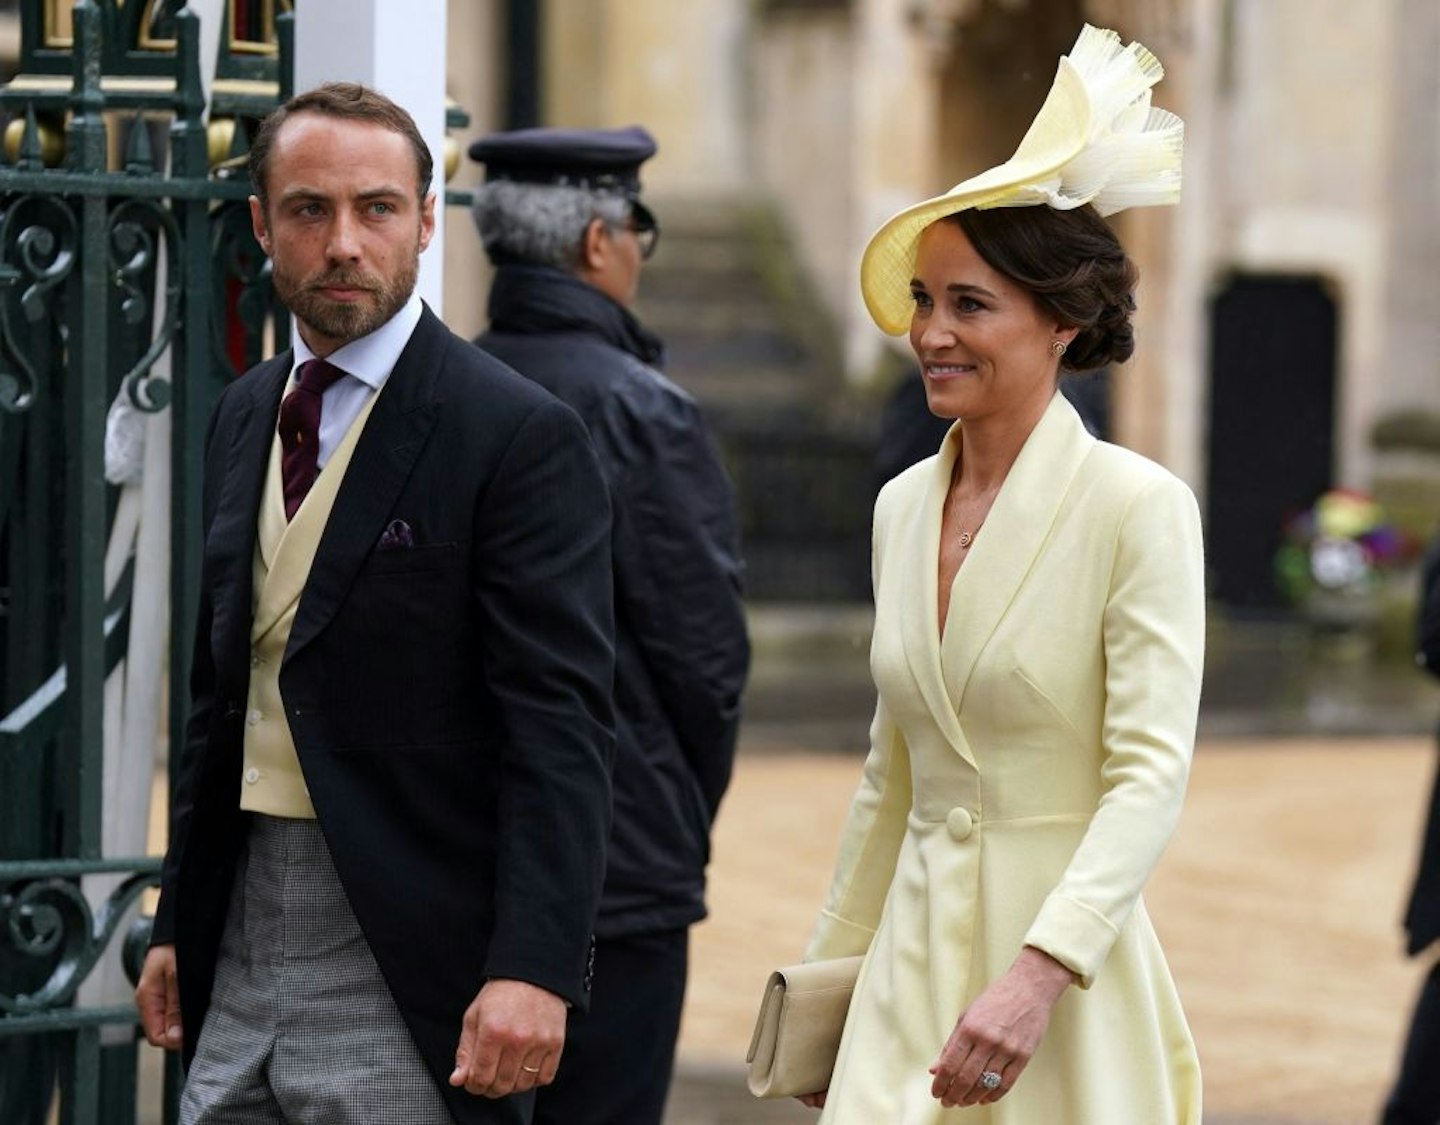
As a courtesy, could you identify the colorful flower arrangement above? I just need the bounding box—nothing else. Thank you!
[1274,488,1416,604]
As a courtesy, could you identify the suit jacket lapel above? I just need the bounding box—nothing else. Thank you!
[285,306,445,662]
[206,356,290,651]
[940,392,1094,713]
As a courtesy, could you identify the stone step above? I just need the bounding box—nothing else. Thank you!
[667,369,819,407]
[638,298,795,335]
[645,239,758,275]
[647,194,770,237]
[663,330,815,375]
[635,193,866,599]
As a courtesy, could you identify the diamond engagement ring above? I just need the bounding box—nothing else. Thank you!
[980,1071,1003,1091]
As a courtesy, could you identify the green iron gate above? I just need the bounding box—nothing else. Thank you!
[0,1,291,1120]
[0,5,472,1117]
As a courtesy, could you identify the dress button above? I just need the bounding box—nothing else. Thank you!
[244,767,260,784]
[946,807,974,842]
[246,709,262,726]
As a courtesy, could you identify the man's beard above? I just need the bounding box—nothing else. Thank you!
[272,249,419,346]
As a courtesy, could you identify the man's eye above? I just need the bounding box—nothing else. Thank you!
[368,202,393,215]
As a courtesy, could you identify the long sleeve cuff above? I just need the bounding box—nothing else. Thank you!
[1022,892,1120,989]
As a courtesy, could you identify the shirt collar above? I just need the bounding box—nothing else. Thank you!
[290,293,423,390]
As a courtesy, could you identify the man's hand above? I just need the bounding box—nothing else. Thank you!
[449,978,567,1098]
[135,944,183,1051]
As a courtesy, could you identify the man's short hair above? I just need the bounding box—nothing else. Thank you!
[249,81,434,213]
[472,181,630,270]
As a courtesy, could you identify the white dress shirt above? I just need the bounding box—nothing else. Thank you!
[286,293,423,469]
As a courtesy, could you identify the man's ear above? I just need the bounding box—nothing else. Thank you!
[418,191,437,253]
[580,217,608,272]
[249,196,272,257]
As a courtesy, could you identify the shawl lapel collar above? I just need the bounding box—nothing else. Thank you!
[206,356,290,647]
[940,392,1094,715]
[898,422,972,761]
[284,306,444,663]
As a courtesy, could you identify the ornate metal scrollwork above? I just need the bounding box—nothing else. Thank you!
[0,194,78,413]
[0,867,161,1014]
[108,197,183,412]
[211,197,276,378]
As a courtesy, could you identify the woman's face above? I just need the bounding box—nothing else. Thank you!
[908,219,1072,423]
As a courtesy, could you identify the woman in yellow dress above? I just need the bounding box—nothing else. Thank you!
[799,25,1203,1123]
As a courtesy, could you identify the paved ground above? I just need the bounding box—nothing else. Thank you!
[134,734,1425,1124]
[125,608,1440,1123]
[663,734,1434,1125]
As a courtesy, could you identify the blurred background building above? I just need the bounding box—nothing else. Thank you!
[439,0,1440,616]
[6,0,1435,610]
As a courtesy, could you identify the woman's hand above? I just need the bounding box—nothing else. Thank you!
[929,946,1076,1107]
[795,1091,827,1110]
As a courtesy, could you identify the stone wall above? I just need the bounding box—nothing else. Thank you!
[1217,0,1398,489]
[543,0,749,196]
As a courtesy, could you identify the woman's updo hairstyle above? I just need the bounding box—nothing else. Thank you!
[951,204,1138,372]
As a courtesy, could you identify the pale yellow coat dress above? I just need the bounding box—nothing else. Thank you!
[807,393,1204,1123]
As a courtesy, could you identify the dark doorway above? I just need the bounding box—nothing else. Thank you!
[1206,275,1338,608]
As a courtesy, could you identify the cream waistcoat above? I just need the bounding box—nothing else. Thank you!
[241,391,379,817]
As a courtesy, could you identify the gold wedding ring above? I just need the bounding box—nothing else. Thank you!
[521,1064,541,1074]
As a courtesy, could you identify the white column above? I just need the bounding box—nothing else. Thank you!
[294,0,448,309]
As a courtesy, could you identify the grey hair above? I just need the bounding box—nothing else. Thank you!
[472,180,631,269]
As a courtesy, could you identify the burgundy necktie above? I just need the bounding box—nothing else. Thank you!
[279,358,348,520]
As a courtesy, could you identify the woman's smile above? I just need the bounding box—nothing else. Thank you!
[922,360,977,380]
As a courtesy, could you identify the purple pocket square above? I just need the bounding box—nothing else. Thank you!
[378,519,415,550]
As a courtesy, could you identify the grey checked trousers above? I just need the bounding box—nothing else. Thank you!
[179,815,455,1124]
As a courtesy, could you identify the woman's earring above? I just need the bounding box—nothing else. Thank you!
[1050,339,1067,358]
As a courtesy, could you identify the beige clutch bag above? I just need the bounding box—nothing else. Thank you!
[745,955,864,1099]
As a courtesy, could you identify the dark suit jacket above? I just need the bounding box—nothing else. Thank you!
[152,306,616,1123]
[1406,538,1440,955]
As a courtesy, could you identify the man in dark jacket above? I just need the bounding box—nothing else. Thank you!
[467,126,751,1125]
[1382,536,1440,1124]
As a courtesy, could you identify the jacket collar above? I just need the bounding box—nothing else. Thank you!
[486,263,664,366]
[899,392,1096,763]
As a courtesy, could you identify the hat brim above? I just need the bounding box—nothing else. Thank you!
[860,58,1090,336]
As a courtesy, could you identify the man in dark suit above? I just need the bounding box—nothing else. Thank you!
[133,83,615,1125]
[468,127,750,1125]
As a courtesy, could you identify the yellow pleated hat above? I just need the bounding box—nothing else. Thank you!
[860,24,1184,336]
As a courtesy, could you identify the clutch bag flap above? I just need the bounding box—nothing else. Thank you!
[746,955,864,1099]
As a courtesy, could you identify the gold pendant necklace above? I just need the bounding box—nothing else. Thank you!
[958,524,983,549]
